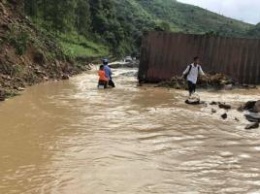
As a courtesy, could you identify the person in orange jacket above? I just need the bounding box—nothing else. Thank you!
[98,65,108,89]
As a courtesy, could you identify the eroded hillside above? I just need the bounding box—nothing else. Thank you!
[0,1,83,100]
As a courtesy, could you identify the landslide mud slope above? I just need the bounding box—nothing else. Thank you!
[0,1,84,101]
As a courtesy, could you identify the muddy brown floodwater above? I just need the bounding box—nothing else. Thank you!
[1,68,260,194]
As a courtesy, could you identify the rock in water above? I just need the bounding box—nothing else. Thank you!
[185,94,200,105]
[238,101,256,112]
[210,101,218,105]
[245,122,259,130]
[62,74,70,80]
[185,99,200,105]
[244,113,260,123]
[253,101,260,113]
[211,108,217,114]
[219,103,231,110]
[221,113,228,120]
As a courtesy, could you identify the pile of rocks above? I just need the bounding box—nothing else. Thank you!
[198,73,233,89]
[185,98,260,130]
[208,101,232,120]
[185,94,202,105]
[158,73,233,90]
[238,101,260,129]
[158,76,187,89]
[213,100,260,130]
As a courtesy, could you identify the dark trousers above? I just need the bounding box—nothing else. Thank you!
[98,80,107,88]
[187,81,196,96]
[108,80,115,88]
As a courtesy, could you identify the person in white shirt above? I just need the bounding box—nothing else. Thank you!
[182,56,206,96]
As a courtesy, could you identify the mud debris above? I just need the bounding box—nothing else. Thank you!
[221,113,228,120]
[245,122,259,130]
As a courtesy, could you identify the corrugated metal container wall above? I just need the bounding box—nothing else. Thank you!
[138,32,260,84]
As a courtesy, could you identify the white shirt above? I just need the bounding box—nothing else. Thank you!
[183,63,205,84]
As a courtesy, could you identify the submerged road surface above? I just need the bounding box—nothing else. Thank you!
[1,68,260,194]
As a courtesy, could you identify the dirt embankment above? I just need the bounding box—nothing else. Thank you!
[0,1,89,101]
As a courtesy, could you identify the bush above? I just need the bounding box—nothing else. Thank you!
[0,63,23,77]
[7,31,30,55]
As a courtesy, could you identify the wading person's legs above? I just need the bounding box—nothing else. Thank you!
[188,81,193,96]
[108,80,115,88]
[98,80,107,89]
[192,83,196,94]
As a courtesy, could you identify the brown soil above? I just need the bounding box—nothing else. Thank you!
[0,1,89,101]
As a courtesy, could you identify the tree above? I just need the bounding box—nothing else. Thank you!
[75,0,91,36]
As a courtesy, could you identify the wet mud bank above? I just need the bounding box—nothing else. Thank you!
[0,62,92,102]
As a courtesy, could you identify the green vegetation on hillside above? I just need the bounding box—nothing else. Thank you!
[248,23,260,37]
[58,33,109,58]
[23,0,258,58]
[137,0,252,36]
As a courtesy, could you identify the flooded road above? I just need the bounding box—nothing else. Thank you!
[1,68,260,194]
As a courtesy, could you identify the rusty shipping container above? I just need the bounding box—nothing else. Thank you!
[138,32,260,84]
